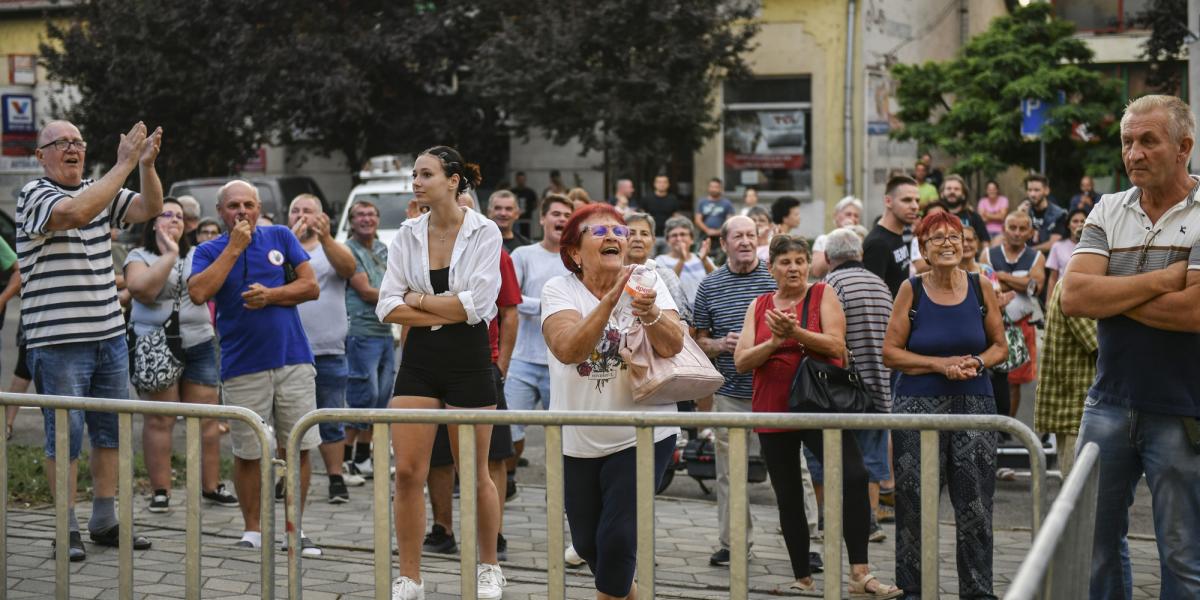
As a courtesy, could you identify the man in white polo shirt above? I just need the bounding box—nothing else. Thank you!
[1062,94,1200,599]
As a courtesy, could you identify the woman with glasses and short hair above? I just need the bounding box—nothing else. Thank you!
[125,198,237,514]
[883,211,1007,599]
[541,203,683,600]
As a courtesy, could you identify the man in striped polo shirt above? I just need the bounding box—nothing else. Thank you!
[693,215,780,567]
[1062,94,1200,599]
[18,120,163,560]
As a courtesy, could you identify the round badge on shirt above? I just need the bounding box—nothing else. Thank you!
[268,249,285,266]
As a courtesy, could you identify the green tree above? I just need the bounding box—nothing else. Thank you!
[890,2,1123,188]
[41,1,278,185]
[1136,0,1188,94]
[469,0,758,187]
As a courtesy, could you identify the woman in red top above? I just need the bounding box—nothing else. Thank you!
[734,235,900,598]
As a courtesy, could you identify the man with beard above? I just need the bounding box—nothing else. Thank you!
[1021,174,1067,254]
[507,194,573,473]
[289,194,358,503]
[941,174,990,251]
[487,190,530,252]
[864,175,921,297]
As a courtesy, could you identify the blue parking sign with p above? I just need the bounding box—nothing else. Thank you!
[1021,98,1049,139]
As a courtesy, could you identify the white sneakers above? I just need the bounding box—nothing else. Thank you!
[391,576,423,600]
[391,565,504,600]
[477,563,506,599]
[564,544,586,567]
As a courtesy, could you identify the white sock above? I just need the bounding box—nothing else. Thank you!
[240,531,262,548]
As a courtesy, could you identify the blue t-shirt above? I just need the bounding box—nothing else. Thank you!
[696,198,735,231]
[190,225,314,380]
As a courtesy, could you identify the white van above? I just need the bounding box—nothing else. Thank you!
[335,164,414,246]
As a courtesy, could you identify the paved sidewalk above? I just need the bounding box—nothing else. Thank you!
[4,477,1163,599]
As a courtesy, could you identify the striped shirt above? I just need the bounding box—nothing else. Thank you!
[1034,282,1097,435]
[1073,176,1200,416]
[692,261,777,399]
[16,177,136,348]
[824,262,893,412]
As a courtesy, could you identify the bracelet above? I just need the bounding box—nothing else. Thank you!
[639,310,664,327]
[418,293,426,312]
[972,355,985,370]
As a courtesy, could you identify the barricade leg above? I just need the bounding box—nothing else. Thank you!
[920,430,941,599]
[373,423,391,600]
[635,427,655,599]
[728,427,749,600]
[458,424,478,600]
[54,408,68,600]
[185,417,201,600]
[118,413,134,600]
[545,425,566,600]
[823,430,843,600]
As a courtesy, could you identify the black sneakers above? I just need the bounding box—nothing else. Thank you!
[328,476,350,504]
[148,490,170,513]
[202,484,239,507]
[422,524,457,554]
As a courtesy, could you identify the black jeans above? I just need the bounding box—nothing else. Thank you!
[758,429,871,578]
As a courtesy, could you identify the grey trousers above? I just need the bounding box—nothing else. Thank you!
[713,394,821,549]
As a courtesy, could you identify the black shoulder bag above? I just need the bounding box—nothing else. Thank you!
[787,285,872,414]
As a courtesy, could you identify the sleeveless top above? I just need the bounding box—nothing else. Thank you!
[988,244,1038,275]
[402,267,491,371]
[750,283,843,432]
[895,274,993,398]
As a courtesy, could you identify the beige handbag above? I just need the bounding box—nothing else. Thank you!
[619,320,725,405]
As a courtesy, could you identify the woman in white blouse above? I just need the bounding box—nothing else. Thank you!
[376,146,505,600]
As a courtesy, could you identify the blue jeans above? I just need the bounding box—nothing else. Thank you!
[28,336,129,460]
[314,354,348,443]
[345,335,395,431]
[504,358,551,442]
[1078,399,1200,600]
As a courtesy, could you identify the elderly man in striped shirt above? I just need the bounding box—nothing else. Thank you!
[18,120,163,560]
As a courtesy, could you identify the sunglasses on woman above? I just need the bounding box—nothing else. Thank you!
[582,224,630,239]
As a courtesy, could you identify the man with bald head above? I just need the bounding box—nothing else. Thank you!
[691,215,784,566]
[18,120,162,560]
[189,180,323,554]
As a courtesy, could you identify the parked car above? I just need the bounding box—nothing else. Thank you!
[168,175,330,224]
[334,175,414,247]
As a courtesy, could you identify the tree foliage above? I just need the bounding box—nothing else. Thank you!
[1136,0,1188,94]
[890,3,1123,184]
[42,0,756,189]
[470,0,758,181]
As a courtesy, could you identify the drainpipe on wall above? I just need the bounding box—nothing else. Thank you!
[844,0,856,197]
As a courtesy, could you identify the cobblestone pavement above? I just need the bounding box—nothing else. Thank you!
[3,475,1164,599]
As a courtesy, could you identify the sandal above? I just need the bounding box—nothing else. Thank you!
[784,578,816,594]
[848,573,902,599]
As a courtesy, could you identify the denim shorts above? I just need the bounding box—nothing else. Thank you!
[181,339,220,387]
[314,354,348,444]
[29,336,128,460]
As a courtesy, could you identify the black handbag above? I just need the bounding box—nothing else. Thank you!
[787,286,872,414]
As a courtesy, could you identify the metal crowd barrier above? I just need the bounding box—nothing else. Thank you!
[286,409,1047,600]
[1005,442,1100,600]
[0,392,276,600]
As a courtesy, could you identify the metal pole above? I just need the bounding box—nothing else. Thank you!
[373,423,392,600]
[920,430,941,599]
[545,426,566,600]
[728,427,749,600]
[1040,139,1046,176]
[0,421,6,600]
[54,409,69,600]
[843,0,857,196]
[823,430,844,600]
[1189,0,1200,170]
[286,435,302,600]
[458,424,478,600]
[118,413,134,600]
[635,427,656,599]
[185,417,202,600]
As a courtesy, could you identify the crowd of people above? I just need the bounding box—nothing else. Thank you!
[11,92,1200,600]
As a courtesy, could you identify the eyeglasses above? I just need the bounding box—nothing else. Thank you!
[198,229,221,237]
[583,224,629,239]
[158,210,183,220]
[927,234,962,246]
[38,139,87,152]
[1136,228,1162,272]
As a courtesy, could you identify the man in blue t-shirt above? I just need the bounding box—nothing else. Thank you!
[189,180,323,555]
[695,177,735,247]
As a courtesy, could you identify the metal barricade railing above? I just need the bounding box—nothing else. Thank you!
[1005,442,1100,600]
[0,392,276,600]
[286,409,1046,600]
